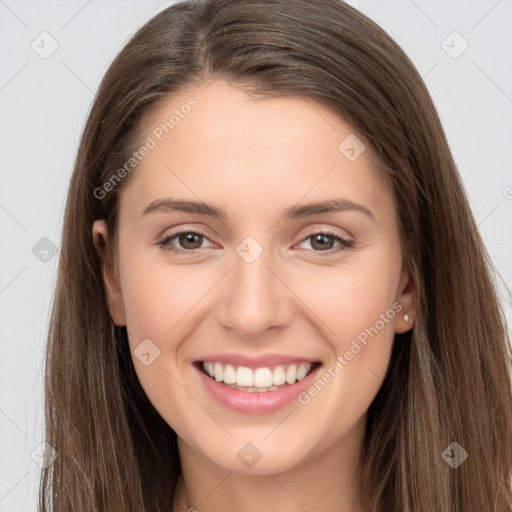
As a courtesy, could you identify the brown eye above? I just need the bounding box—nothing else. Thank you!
[177,232,203,250]
[157,230,213,254]
[309,233,336,251]
[296,230,353,255]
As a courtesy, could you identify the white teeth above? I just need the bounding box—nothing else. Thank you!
[296,363,311,381]
[236,366,254,387]
[285,365,297,384]
[214,362,223,382]
[272,366,286,386]
[202,361,315,390]
[253,368,273,387]
[225,385,270,392]
[223,364,236,384]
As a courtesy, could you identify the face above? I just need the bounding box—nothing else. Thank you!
[93,79,415,476]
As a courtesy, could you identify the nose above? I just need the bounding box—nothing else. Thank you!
[216,242,294,339]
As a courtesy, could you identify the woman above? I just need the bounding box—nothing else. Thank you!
[39,0,512,510]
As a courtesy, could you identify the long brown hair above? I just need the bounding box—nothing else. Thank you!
[39,1,512,510]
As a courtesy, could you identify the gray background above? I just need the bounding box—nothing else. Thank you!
[1,0,511,509]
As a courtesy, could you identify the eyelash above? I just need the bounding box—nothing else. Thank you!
[156,228,353,256]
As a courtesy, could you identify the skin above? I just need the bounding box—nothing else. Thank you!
[93,79,415,512]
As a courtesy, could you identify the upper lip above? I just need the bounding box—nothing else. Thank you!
[196,353,320,368]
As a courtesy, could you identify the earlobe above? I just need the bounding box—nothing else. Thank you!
[92,219,127,326]
[395,261,416,334]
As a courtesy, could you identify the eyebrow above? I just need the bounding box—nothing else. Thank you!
[141,197,375,221]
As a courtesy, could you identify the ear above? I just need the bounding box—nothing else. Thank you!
[394,260,416,334]
[92,219,126,326]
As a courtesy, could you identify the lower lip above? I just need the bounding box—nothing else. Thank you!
[195,363,322,414]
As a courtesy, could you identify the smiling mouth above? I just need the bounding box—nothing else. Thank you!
[196,361,321,392]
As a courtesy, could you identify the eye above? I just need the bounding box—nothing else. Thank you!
[156,228,353,256]
[156,229,215,254]
[296,231,353,254]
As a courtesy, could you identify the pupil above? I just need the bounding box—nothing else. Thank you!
[312,234,333,251]
[180,233,201,249]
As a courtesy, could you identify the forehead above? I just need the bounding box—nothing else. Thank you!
[120,79,393,224]
[140,79,368,160]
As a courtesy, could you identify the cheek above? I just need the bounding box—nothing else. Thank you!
[119,246,207,346]
[122,280,171,349]
[298,255,401,346]
[295,250,402,420]
[294,263,400,424]
[118,255,205,423]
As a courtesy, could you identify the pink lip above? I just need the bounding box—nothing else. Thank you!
[198,353,317,369]
[195,362,322,414]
